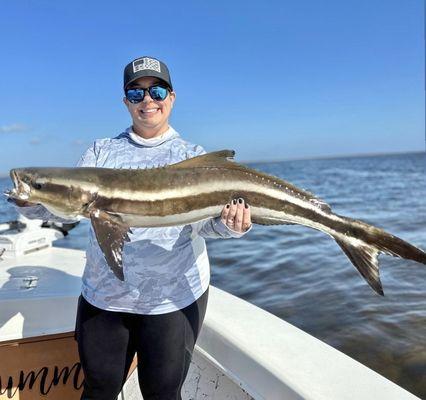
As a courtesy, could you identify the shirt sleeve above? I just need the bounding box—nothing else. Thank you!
[13,144,97,222]
[76,144,97,167]
[192,217,252,239]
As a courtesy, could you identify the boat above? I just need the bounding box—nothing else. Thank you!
[0,217,420,399]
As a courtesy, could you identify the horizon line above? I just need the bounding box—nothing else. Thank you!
[241,149,425,164]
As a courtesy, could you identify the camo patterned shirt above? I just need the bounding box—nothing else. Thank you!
[16,126,248,314]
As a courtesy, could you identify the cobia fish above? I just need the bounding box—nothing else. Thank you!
[6,150,426,293]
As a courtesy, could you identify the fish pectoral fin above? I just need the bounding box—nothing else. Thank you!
[90,210,131,281]
[335,238,384,296]
[169,150,236,169]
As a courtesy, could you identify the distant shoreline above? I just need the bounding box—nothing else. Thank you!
[243,149,425,164]
[0,150,424,178]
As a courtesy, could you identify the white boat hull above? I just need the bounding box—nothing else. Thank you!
[0,247,420,399]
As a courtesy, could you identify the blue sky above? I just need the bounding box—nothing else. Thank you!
[0,0,424,172]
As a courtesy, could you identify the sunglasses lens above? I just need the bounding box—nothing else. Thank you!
[149,86,168,101]
[126,89,144,103]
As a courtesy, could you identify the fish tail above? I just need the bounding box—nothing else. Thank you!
[334,217,426,296]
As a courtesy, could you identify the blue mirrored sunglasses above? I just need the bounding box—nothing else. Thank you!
[125,85,169,103]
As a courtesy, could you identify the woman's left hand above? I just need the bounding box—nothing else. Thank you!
[221,198,252,233]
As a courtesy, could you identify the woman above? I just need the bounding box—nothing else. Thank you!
[15,56,252,400]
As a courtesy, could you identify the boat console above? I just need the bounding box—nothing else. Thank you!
[0,215,78,258]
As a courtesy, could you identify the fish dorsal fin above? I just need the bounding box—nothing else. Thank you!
[169,150,236,169]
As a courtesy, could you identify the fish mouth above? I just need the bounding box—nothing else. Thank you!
[5,169,32,201]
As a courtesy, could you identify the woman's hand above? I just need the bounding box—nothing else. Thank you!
[221,198,252,233]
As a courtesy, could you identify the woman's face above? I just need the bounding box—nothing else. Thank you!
[123,76,175,138]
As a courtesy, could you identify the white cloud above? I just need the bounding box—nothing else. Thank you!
[0,123,29,133]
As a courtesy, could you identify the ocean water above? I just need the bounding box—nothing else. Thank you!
[1,152,425,398]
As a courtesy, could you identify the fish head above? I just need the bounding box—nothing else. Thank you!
[8,167,86,218]
[8,168,34,202]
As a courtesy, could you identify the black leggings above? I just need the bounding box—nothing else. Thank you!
[75,288,209,400]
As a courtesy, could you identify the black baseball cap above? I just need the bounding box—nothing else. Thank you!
[123,56,173,91]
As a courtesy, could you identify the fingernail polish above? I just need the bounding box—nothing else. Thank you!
[245,203,249,209]
[226,204,230,209]
[238,198,243,204]
[232,199,237,205]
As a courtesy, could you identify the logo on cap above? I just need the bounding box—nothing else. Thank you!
[133,57,161,73]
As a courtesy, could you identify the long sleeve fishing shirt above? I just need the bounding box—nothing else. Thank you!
[16,126,248,314]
